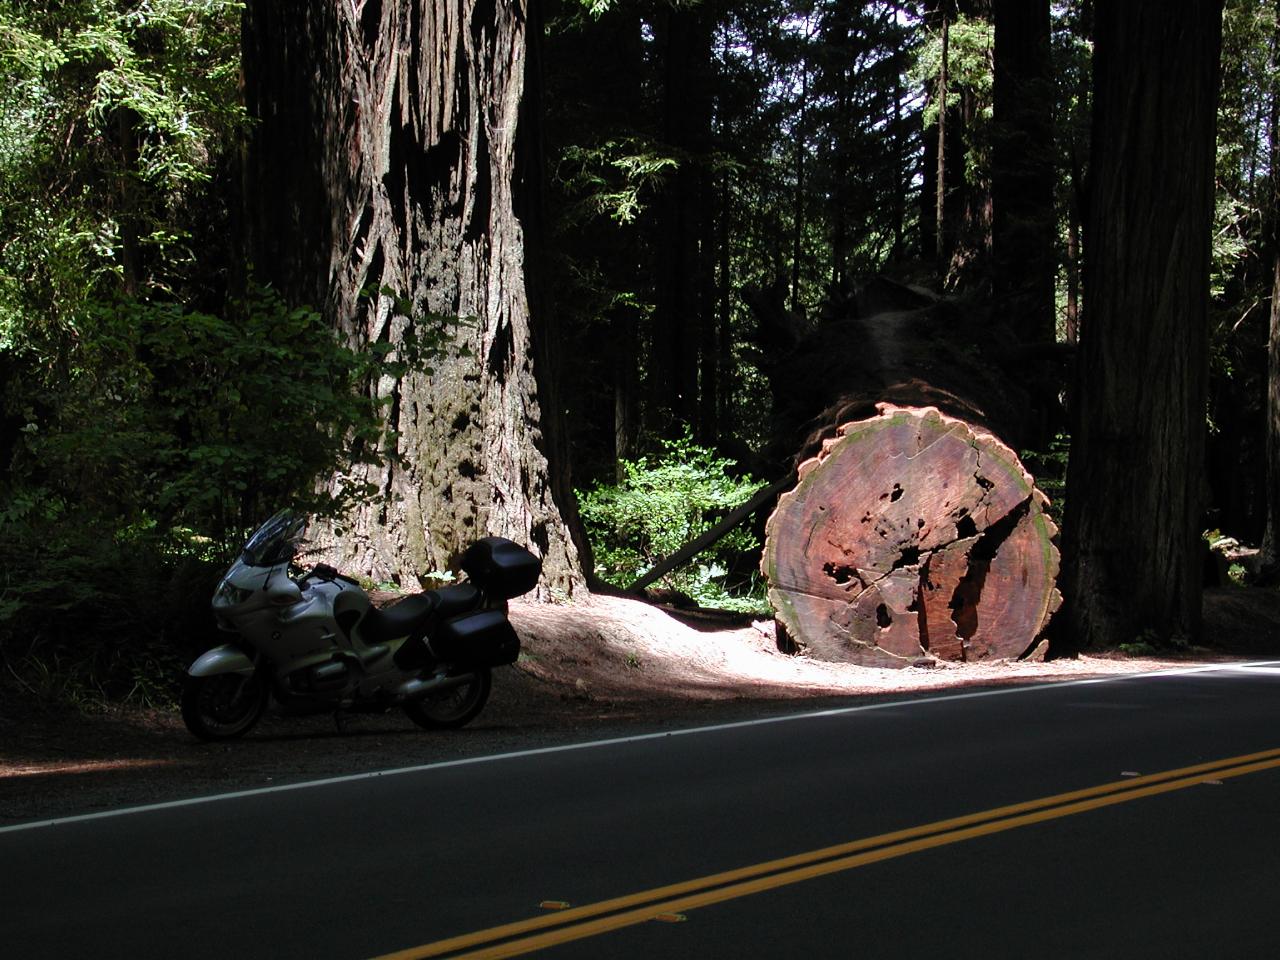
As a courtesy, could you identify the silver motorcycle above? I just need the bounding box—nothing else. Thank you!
[181,510,540,740]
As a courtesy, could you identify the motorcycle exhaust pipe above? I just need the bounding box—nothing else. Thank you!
[398,672,476,701]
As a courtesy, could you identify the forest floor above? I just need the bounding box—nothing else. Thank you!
[3,586,1280,826]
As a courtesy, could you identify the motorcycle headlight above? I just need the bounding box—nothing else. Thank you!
[214,579,255,607]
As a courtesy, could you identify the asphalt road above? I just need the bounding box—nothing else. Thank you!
[5,661,1280,959]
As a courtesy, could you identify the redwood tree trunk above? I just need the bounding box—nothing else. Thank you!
[242,0,584,595]
[1060,0,1222,647]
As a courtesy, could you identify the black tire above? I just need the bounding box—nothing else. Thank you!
[403,667,492,730]
[181,671,268,741]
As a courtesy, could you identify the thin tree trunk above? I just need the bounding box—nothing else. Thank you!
[935,14,949,270]
[1065,206,1080,344]
[1263,254,1280,577]
[241,0,585,594]
[892,53,906,261]
[652,6,712,431]
[698,174,720,443]
[920,97,938,260]
[1259,0,1280,576]
[614,308,639,482]
[992,0,1055,347]
[793,55,808,315]
[114,108,141,296]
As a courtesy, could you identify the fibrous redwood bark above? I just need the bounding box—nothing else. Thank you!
[763,404,1059,666]
[242,1,584,594]
[1060,1,1221,647]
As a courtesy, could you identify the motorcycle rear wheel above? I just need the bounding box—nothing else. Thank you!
[403,667,492,730]
[181,671,268,741]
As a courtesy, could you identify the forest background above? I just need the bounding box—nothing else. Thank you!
[0,0,1270,708]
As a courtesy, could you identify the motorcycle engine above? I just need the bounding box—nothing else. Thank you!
[288,658,350,693]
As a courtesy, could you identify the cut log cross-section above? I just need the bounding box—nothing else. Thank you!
[762,404,1060,667]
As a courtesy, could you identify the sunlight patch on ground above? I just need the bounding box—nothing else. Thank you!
[0,758,178,779]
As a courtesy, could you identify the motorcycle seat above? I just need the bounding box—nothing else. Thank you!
[362,584,481,644]
[428,583,483,618]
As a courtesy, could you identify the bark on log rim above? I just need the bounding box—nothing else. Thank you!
[762,403,1061,667]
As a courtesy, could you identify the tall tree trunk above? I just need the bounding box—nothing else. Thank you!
[1259,0,1280,577]
[920,94,938,261]
[114,108,141,296]
[1064,207,1080,344]
[992,0,1055,347]
[1060,0,1222,648]
[241,0,585,595]
[793,53,808,315]
[614,305,640,482]
[651,6,712,433]
[935,14,949,271]
[1263,255,1280,577]
[891,51,906,262]
[829,10,851,289]
[698,174,720,444]
[717,165,733,437]
[547,2,644,480]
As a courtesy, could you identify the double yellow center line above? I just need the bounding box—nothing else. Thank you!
[373,747,1280,960]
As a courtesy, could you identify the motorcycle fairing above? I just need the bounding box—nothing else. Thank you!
[189,644,255,677]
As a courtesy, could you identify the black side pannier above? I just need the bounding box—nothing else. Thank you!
[428,609,520,666]
[460,537,541,599]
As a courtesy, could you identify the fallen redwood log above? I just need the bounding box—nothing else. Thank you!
[762,404,1060,666]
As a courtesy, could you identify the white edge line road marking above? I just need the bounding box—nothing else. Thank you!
[3,660,1279,836]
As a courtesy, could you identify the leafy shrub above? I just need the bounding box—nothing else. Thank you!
[578,434,769,612]
[8,286,439,545]
[0,286,451,709]
[1020,432,1070,525]
[0,509,223,710]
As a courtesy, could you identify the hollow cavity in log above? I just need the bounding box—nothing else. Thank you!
[762,405,1060,667]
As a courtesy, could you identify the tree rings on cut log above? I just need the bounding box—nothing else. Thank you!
[762,404,1060,667]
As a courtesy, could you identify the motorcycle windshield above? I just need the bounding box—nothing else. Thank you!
[241,510,308,567]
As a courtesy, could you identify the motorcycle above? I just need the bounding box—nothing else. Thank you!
[181,510,541,741]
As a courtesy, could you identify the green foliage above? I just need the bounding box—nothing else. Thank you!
[912,13,994,191]
[1020,432,1070,526]
[0,3,490,710]
[913,15,995,129]
[1202,0,1278,544]
[1119,626,1190,656]
[577,434,768,612]
[0,1,244,335]
[0,513,223,710]
[0,285,455,710]
[557,137,681,225]
[7,286,424,541]
[544,2,926,482]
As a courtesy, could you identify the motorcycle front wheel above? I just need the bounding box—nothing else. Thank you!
[403,667,492,730]
[181,671,268,741]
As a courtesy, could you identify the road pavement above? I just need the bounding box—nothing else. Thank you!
[5,661,1280,959]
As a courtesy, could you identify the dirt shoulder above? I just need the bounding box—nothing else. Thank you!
[3,587,1278,827]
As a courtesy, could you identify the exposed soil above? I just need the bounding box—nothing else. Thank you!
[3,587,1279,827]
